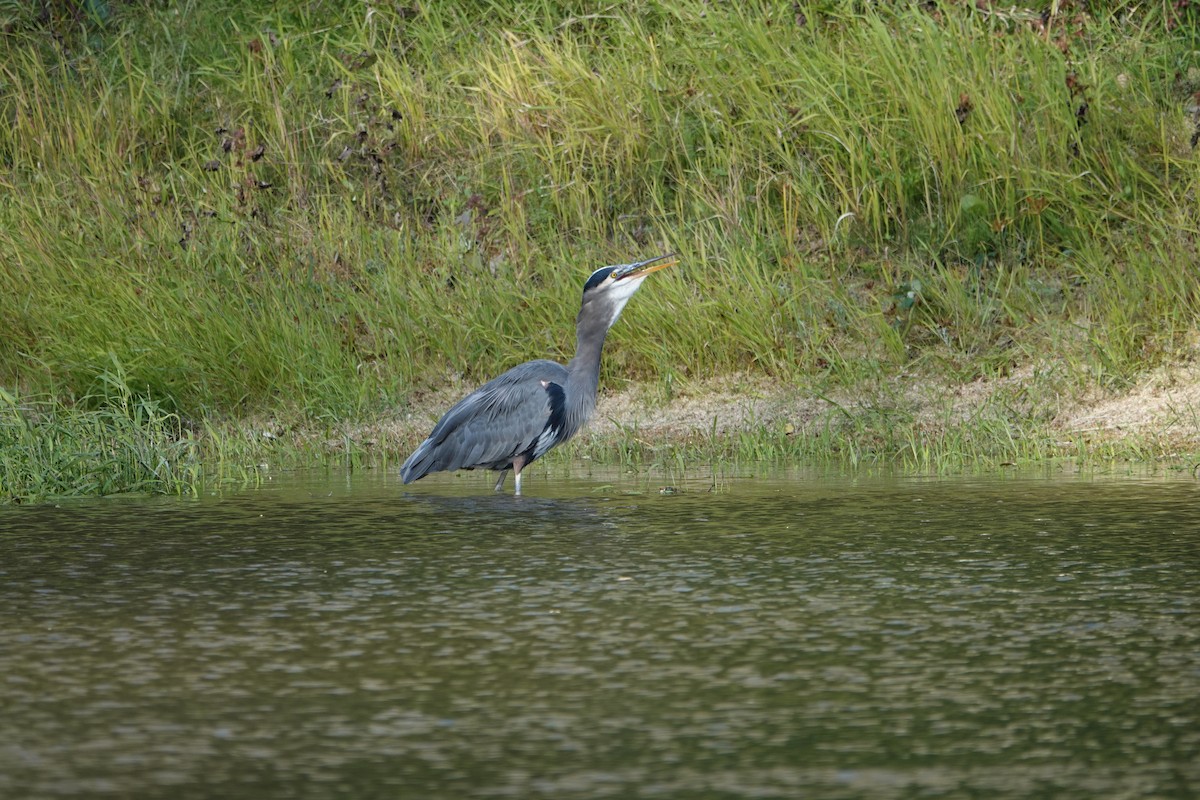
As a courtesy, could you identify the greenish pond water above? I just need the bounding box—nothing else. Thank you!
[1,468,1198,799]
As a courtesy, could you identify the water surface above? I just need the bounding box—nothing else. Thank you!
[2,468,1198,799]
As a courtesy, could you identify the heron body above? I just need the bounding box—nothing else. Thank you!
[400,254,676,494]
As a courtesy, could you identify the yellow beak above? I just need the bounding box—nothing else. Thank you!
[613,253,678,280]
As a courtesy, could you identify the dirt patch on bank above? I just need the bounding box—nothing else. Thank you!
[1060,364,1200,442]
[585,365,1199,453]
[585,374,810,439]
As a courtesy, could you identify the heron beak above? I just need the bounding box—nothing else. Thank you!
[613,253,678,280]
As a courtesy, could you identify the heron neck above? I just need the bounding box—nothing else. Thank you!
[565,321,608,428]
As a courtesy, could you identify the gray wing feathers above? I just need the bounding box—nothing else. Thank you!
[400,360,567,483]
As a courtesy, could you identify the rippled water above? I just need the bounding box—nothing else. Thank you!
[1,468,1198,799]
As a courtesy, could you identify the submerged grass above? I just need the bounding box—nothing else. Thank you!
[1,1,1199,499]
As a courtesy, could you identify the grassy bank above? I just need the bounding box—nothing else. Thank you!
[2,1,1199,500]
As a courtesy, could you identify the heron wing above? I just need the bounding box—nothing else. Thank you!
[400,360,568,482]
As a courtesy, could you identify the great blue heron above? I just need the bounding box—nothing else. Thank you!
[400,253,677,494]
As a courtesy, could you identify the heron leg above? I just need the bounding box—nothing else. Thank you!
[511,454,528,496]
[493,470,509,492]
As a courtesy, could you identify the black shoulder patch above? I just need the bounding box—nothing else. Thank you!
[544,381,567,434]
[583,266,616,293]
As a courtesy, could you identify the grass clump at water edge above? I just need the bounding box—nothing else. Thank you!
[0,374,204,503]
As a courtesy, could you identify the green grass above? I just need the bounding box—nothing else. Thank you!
[1,0,1199,500]
[0,362,203,501]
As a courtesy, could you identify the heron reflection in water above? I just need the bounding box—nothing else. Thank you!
[401,253,678,494]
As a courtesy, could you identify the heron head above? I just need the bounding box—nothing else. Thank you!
[579,253,677,328]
